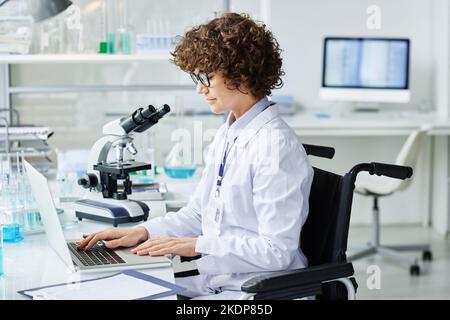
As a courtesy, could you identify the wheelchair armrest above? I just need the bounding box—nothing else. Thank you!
[180,255,201,263]
[174,255,201,278]
[241,262,354,293]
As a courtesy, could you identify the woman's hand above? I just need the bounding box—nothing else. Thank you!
[77,226,149,250]
[131,237,199,257]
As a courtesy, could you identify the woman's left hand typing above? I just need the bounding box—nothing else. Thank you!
[131,236,199,257]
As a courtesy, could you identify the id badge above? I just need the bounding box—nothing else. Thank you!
[208,193,224,226]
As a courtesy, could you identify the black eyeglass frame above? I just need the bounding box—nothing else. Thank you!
[190,72,211,87]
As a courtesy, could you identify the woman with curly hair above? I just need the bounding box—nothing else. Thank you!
[79,13,313,300]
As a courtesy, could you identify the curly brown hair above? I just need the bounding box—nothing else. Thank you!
[171,12,284,98]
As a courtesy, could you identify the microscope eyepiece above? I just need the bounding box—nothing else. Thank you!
[134,104,171,133]
[157,104,171,117]
[141,105,157,119]
[119,104,170,134]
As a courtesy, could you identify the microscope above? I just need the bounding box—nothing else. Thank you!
[74,104,170,227]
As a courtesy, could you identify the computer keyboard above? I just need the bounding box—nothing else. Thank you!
[68,242,125,267]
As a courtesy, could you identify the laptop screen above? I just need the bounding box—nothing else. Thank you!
[24,160,75,271]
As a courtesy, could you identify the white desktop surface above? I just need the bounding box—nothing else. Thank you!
[0,214,176,300]
[284,110,450,136]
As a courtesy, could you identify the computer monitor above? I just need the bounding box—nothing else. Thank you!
[320,37,410,106]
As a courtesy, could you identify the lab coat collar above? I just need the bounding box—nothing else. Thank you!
[235,103,279,148]
[225,96,270,143]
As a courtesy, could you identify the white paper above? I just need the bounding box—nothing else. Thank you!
[25,273,171,300]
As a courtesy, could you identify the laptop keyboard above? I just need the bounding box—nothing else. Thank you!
[68,242,126,267]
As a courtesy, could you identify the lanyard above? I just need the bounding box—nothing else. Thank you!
[215,137,236,198]
[214,102,273,198]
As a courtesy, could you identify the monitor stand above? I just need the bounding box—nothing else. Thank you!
[351,102,381,113]
[340,102,384,119]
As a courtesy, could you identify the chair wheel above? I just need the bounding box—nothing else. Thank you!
[410,265,420,276]
[422,250,433,261]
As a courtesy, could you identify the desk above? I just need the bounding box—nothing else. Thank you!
[283,110,450,237]
[0,213,175,300]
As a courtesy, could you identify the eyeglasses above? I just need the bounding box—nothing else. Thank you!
[190,72,210,87]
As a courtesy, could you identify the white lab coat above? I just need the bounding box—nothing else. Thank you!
[142,104,313,297]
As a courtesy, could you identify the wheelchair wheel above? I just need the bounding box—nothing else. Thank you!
[422,250,433,261]
[410,265,420,276]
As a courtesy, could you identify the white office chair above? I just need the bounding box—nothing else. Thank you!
[348,127,432,276]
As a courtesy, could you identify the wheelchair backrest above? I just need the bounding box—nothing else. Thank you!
[300,167,356,299]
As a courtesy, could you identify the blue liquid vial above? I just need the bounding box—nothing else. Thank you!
[164,166,196,179]
[0,226,3,277]
[0,246,3,276]
[0,247,3,276]
[3,224,24,243]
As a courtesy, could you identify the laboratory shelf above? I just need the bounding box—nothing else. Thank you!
[0,53,172,64]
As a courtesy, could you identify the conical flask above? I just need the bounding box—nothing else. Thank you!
[163,142,196,179]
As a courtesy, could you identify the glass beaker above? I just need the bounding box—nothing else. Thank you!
[62,4,84,54]
[38,18,63,53]
[2,177,24,243]
[164,142,196,179]
[164,97,196,179]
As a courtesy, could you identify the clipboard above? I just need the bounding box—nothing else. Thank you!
[18,270,185,300]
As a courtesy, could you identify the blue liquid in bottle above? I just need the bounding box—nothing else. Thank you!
[119,32,132,54]
[164,166,196,179]
[0,247,3,276]
[3,224,24,243]
[106,33,116,54]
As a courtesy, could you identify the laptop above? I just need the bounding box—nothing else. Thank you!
[24,160,172,273]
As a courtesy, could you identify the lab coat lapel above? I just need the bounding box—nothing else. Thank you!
[219,105,278,177]
[236,104,279,148]
[222,105,278,172]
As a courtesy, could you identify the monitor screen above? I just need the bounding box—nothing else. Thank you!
[322,37,410,90]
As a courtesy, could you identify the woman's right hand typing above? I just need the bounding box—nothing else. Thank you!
[76,226,149,251]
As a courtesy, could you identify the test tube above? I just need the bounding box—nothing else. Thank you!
[22,152,38,229]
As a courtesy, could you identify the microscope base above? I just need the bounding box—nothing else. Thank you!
[74,198,149,227]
